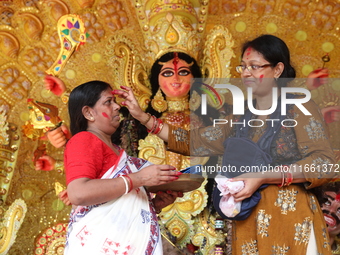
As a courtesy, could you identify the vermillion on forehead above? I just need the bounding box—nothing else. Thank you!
[336,194,340,202]
[173,52,179,73]
[158,59,194,70]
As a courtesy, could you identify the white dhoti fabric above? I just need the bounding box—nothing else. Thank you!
[64,152,162,255]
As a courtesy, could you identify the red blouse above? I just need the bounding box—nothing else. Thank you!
[64,131,121,185]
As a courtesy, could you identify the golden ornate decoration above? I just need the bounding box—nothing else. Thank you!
[0,106,9,145]
[34,223,68,255]
[159,179,208,248]
[191,209,225,254]
[135,0,209,67]
[27,99,62,131]
[46,14,87,77]
[0,0,339,254]
[151,88,168,112]
[0,199,27,255]
[138,134,166,164]
[0,124,20,204]
[106,35,152,111]
[166,95,189,112]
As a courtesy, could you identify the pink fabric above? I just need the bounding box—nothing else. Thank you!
[215,174,244,217]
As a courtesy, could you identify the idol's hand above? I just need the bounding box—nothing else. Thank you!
[44,75,67,96]
[321,106,340,123]
[35,155,56,171]
[153,190,184,212]
[58,189,72,206]
[306,68,329,90]
[46,124,71,148]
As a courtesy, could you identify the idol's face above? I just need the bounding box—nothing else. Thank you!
[321,191,340,237]
[158,58,193,98]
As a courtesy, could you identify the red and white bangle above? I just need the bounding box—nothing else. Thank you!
[120,176,129,194]
[278,165,293,187]
[123,175,133,192]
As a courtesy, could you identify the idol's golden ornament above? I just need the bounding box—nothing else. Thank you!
[0,124,21,203]
[135,0,209,66]
[159,179,208,247]
[0,31,20,58]
[166,95,189,113]
[46,14,86,76]
[34,222,68,255]
[0,105,9,145]
[191,209,225,254]
[200,25,235,109]
[151,88,168,113]
[189,90,201,111]
[44,0,70,21]
[0,199,27,255]
[106,35,152,111]
[27,99,62,131]
[17,12,44,41]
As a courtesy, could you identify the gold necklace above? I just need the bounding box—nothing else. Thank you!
[166,95,189,112]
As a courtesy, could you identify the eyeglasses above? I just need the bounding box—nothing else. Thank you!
[236,64,272,73]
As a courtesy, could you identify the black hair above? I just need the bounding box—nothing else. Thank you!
[68,80,112,136]
[241,34,296,87]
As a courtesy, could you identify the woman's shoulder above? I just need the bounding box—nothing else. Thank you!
[66,131,102,148]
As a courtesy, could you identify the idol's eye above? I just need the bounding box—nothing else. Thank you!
[178,69,191,76]
[160,70,174,77]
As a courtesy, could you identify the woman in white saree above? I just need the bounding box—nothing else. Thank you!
[64,80,182,255]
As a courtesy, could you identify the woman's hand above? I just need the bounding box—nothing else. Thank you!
[306,68,329,90]
[153,190,184,212]
[46,124,71,148]
[230,174,264,202]
[131,164,182,188]
[112,86,146,121]
[44,75,67,96]
[35,155,56,171]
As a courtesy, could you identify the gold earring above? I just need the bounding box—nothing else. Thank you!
[151,88,167,113]
[189,90,201,111]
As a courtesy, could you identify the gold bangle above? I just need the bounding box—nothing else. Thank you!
[140,113,152,125]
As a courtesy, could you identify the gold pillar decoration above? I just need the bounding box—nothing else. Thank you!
[0,119,20,204]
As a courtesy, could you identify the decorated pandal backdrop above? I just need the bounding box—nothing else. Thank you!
[0,0,340,254]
